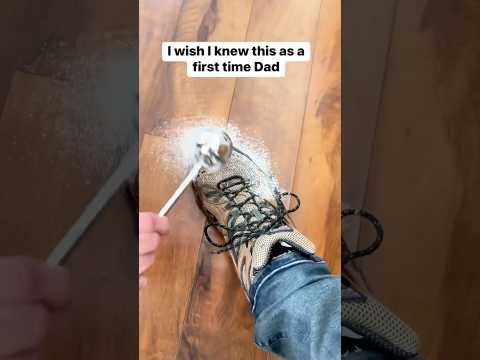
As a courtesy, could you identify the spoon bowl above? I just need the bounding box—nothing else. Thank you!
[195,129,233,172]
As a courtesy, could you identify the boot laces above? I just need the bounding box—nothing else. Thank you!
[204,175,300,254]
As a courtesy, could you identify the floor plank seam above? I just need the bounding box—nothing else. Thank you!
[173,231,207,360]
[290,0,325,209]
[356,0,400,294]
[172,1,256,356]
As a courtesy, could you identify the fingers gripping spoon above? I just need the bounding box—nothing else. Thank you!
[158,129,233,217]
[46,129,231,266]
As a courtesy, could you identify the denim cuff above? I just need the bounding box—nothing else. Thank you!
[248,251,331,316]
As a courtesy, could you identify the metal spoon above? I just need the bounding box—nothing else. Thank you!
[158,129,232,217]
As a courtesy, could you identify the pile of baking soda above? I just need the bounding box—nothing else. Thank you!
[149,118,280,194]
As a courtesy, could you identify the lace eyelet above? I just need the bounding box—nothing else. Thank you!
[204,176,301,253]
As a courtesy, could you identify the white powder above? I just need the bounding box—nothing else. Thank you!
[23,32,137,179]
[150,118,280,190]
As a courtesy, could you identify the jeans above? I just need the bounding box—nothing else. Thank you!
[249,251,341,360]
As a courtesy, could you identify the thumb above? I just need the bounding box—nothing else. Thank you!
[0,257,72,310]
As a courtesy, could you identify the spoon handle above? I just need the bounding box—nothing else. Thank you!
[158,162,202,217]
[47,143,138,266]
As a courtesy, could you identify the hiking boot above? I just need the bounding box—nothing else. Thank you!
[193,147,316,295]
[341,279,419,358]
[341,209,419,359]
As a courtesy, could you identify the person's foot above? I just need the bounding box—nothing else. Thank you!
[341,209,419,358]
[341,279,418,358]
[193,147,316,295]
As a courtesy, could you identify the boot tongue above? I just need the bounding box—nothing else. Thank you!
[251,226,316,273]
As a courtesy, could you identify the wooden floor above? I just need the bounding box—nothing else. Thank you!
[344,0,480,359]
[139,1,340,359]
[0,1,138,359]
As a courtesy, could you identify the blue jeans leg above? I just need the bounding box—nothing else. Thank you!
[249,252,341,360]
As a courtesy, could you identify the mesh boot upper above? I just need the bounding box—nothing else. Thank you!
[342,283,418,358]
[193,147,316,294]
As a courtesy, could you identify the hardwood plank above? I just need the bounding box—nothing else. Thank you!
[421,2,480,357]
[139,134,206,360]
[0,2,139,359]
[0,71,137,359]
[0,72,89,258]
[177,243,273,360]
[0,0,56,115]
[139,1,254,359]
[357,0,480,358]
[341,0,397,249]
[139,0,184,140]
[176,1,323,358]
[291,0,341,275]
[42,191,137,359]
[45,0,137,39]
[0,69,135,259]
[358,1,451,355]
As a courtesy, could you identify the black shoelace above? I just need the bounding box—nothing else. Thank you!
[341,208,384,268]
[203,175,300,254]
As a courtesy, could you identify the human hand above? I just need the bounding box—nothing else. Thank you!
[0,257,71,359]
[139,212,169,288]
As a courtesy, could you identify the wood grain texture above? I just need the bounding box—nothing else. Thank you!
[140,0,254,140]
[42,191,137,360]
[175,0,326,359]
[358,1,454,355]
[340,0,398,297]
[0,71,137,359]
[140,0,341,358]
[0,72,89,259]
[291,0,341,275]
[0,1,139,359]
[139,0,184,141]
[140,134,206,359]
[420,2,480,357]
[341,0,397,208]
[341,0,397,250]
[0,0,56,115]
[46,0,137,38]
[356,0,480,358]
[139,0,253,359]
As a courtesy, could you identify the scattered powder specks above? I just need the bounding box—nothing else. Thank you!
[23,32,137,179]
[150,118,280,190]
